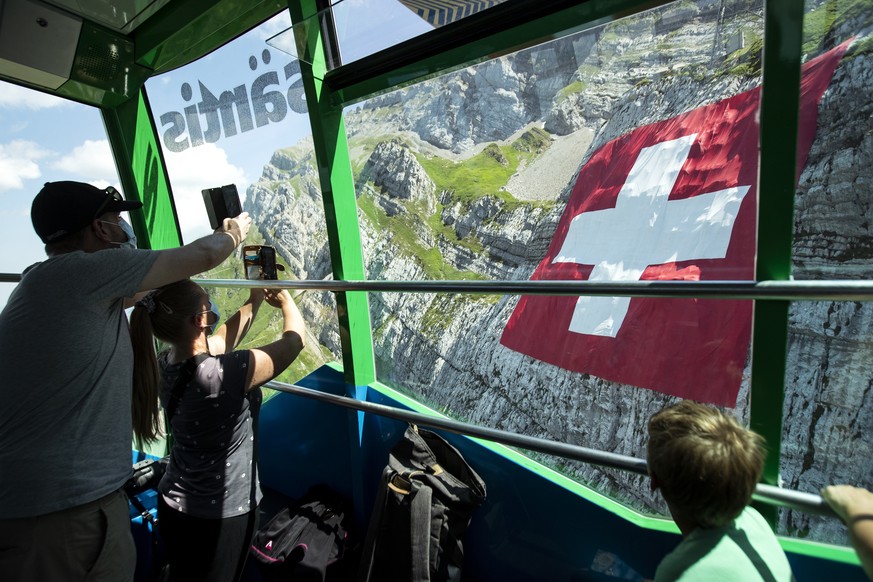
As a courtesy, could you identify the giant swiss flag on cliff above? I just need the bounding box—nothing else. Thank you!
[500,42,849,406]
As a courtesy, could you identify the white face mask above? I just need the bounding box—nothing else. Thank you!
[100,217,137,249]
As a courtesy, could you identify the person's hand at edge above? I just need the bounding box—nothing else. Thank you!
[822,485,873,581]
[822,485,873,524]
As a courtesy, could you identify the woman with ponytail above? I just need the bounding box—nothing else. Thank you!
[129,280,305,582]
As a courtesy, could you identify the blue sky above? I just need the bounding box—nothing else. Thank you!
[0,1,429,308]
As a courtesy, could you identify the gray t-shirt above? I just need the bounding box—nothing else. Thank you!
[158,350,263,519]
[0,248,158,518]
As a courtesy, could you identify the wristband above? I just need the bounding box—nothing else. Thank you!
[851,514,873,524]
[220,230,240,247]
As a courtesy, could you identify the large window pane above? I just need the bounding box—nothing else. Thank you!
[780,0,873,544]
[0,81,120,310]
[146,12,340,384]
[341,0,872,547]
[350,0,766,524]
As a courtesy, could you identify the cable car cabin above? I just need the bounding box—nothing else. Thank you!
[0,0,871,579]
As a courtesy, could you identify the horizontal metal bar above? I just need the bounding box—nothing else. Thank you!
[265,380,836,518]
[196,278,873,301]
[0,270,868,304]
[0,271,869,301]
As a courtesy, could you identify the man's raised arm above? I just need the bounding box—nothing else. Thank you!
[138,213,252,291]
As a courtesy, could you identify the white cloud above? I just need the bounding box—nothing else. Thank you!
[0,83,68,110]
[163,143,248,243]
[0,140,51,191]
[255,12,293,42]
[52,139,117,181]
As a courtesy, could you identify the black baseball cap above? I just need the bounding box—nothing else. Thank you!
[31,181,143,243]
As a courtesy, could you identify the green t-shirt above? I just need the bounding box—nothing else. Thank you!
[655,506,795,581]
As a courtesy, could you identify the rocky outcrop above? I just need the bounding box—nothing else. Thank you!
[247,0,873,546]
[358,140,436,215]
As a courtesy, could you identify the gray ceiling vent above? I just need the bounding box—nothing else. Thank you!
[0,0,82,89]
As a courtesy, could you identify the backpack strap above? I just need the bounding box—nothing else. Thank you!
[356,466,391,582]
[164,353,209,422]
[128,493,161,579]
[358,467,433,582]
[409,479,432,582]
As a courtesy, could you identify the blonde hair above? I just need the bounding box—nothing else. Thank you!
[647,400,765,528]
[130,279,205,448]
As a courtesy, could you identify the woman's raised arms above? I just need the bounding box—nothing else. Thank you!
[244,290,306,391]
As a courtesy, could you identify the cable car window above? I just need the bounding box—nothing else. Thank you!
[778,0,873,546]
[343,0,872,547]
[146,12,341,387]
[349,0,763,525]
[0,80,121,310]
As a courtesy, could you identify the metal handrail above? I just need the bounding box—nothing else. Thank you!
[192,277,873,301]
[265,380,836,518]
[2,273,872,300]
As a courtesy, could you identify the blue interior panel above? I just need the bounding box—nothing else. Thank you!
[257,368,357,503]
[131,365,866,581]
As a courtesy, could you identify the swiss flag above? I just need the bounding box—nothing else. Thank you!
[500,42,849,406]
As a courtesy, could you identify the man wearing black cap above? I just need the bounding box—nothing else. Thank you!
[0,180,252,582]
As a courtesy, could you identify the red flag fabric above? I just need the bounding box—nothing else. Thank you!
[500,42,849,406]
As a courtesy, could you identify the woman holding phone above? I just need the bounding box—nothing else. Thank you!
[130,279,305,582]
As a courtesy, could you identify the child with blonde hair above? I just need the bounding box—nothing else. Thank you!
[647,400,794,581]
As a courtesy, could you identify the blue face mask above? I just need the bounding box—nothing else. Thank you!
[100,217,137,250]
[200,299,221,335]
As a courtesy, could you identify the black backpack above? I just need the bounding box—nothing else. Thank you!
[357,425,487,582]
[250,484,353,582]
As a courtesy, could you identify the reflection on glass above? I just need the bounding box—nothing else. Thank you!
[145,13,340,383]
[269,0,464,67]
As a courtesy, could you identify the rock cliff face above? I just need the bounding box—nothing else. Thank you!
[246,0,873,545]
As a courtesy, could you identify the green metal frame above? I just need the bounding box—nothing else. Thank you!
[752,0,805,500]
[134,0,288,74]
[285,0,376,388]
[101,87,182,249]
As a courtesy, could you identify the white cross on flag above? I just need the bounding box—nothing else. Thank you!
[500,42,848,406]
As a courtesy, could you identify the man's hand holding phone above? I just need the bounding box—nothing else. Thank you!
[218,212,251,247]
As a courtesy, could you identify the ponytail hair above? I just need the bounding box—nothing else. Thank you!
[130,298,161,448]
[130,279,207,448]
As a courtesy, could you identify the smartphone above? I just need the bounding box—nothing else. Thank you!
[202,184,242,229]
[260,246,278,280]
[243,245,280,280]
[243,245,261,280]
